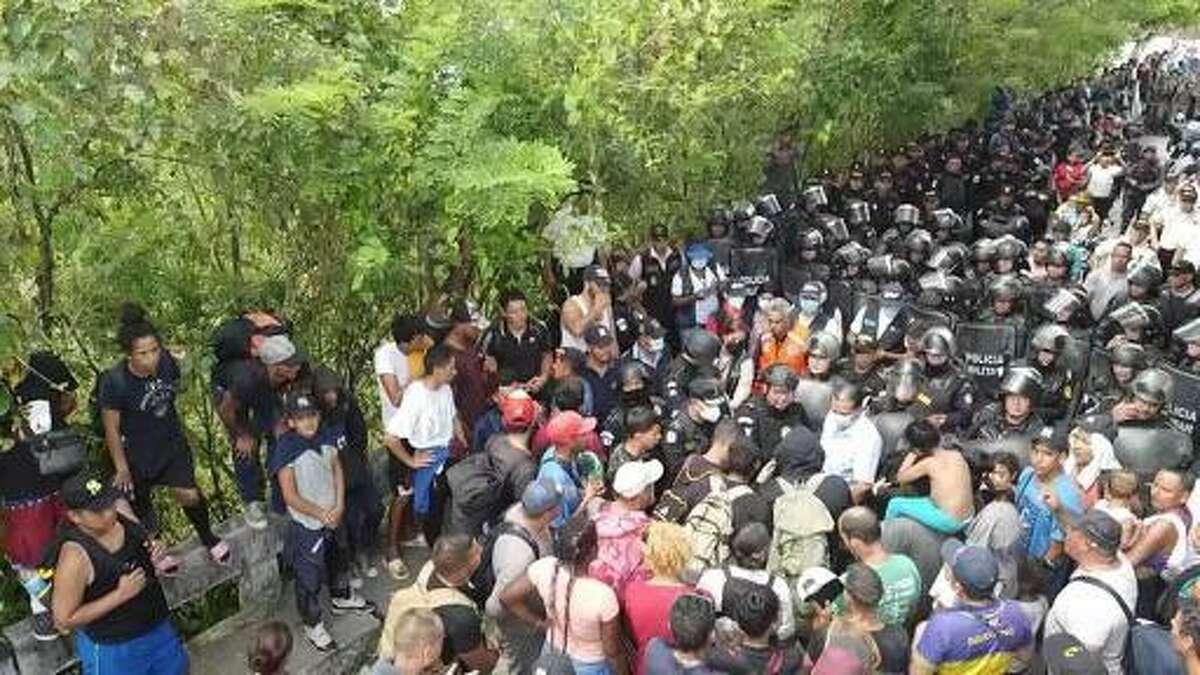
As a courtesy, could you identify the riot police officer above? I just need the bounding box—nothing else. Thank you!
[836,334,888,399]
[979,275,1027,332]
[1082,341,1149,417]
[793,331,840,423]
[904,228,935,269]
[663,328,721,409]
[661,376,724,488]
[1023,323,1080,422]
[600,361,668,452]
[917,326,976,433]
[992,235,1027,278]
[966,366,1047,442]
[735,364,809,465]
[1174,317,1200,373]
[1103,303,1164,362]
[1105,368,1192,480]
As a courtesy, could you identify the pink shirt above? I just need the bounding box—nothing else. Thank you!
[528,556,620,662]
[621,579,694,675]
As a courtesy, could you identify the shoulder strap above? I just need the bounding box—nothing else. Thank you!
[498,521,540,558]
[1075,575,1134,626]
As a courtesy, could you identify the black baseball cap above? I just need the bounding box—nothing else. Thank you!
[583,265,611,287]
[284,390,320,416]
[62,469,121,511]
[1170,260,1196,276]
[584,323,615,347]
[1072,509,1122,556]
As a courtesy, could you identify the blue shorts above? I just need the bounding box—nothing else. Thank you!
[412,445,449,516]
[74,620,188,675]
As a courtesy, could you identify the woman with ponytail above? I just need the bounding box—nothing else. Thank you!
[98,302,230,566]
[501,513,630,675]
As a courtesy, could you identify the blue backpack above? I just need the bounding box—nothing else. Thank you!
[1076,576,1184,675]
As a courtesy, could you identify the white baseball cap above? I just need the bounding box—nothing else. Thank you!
[612,459,664,499]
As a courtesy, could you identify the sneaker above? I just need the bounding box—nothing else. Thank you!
[356,553,379,579]
[31,611,58,642]
[400,534,428,549]
[331,592,375,615]
[349,574,363,590]
[244,501,269,530]
[364,563,379,579]
[304,622,337,652]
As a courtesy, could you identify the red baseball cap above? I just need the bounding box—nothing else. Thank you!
[499,390,537,430]
[544,411,596,446]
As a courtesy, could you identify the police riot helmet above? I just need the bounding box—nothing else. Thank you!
[988,274,1024,302]
[972,238,997,263]
[1131,367,1173,407]
[904,228,934,255]
[846,199,871,226]
[834,241,872,267]
[803,184,828,210]
[807,331,841,361]
[755,193,783,218]
[1043,286,1086,319]
[1109,302,1160,332]
[1109,342,1148,370]
[820,215,850,243]
[761,363,799,391]
[887,358,924,401]
[798,228,825,251]
[866,254,911,281]
[932,208,963,232]
[682,329,721,367]
[994,235,1027,261]
[1030,323,1070,354]
[619,361,650,392]
[999,366,1043,399]
[1127,262,1163,290]
[894,204,921,226]
[920,325,957,358]
[743,215,775,243]
[928,243,968,273]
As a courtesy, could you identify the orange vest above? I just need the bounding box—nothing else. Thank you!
[756,327,809,377]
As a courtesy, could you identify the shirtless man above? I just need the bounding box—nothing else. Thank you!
[560,265,615,354]
[884,419,975,534]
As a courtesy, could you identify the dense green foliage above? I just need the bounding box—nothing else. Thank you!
[1,0,1197,565]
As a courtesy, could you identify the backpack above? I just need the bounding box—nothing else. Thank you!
[767,477,834,578]
[446,451,508,537]
[379,562,476,661]
[470,520,540,601]
[1075,575,1184,675]
[717,566,781,616]
[685,484,755,571]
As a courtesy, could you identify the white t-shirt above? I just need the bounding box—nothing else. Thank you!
[670,267,723,326]
[1086,163,1124,199]
[386,379,456,449]
[1043,557,1138,675]
[697,566,795,641]
[374,341,411,428]
[819,413,882,485]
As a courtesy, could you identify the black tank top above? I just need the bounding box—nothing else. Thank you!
[65,515,169,643]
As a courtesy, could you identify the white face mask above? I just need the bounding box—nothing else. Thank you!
[827,411,856,432]
[690,258,708,271]
[647,337,665,353]
[698,402,723,423]
[799,298,820,315]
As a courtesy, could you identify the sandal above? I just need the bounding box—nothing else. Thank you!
[387,558,410,581]
[208,540,232,565]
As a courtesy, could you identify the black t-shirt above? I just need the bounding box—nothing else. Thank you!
[872,625,910,674]
[98,353,188,471]
[431,602,485,666]
[224,358,289,437]
[705,642,807,675]
[481,320,551,384]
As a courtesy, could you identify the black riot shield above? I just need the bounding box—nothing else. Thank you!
[955,323,1019,400]
[1163,365,1200,439]
[849,293,909,351]
[730,247,779,287]
[1113,425,1193,478]
[1086,346,1112,391]
[909,305,956,332]
[794,377,833,426]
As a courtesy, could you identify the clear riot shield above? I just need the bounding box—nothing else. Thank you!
[872,410,915,461]
[794,377,833,426]
[956,323,1019,400]
[1113,425,1193,478]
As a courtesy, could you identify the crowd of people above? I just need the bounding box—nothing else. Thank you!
[2,46,1200,675]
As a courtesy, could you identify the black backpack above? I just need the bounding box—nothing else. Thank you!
[470,520,540,601]
[445,451,508,533]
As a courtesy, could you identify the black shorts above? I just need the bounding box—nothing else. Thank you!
[133,448,198,491]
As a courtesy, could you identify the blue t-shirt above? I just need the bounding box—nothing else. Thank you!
[1015,467,1083,559]
[537,448,582,529]
[916,600,1032,674]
